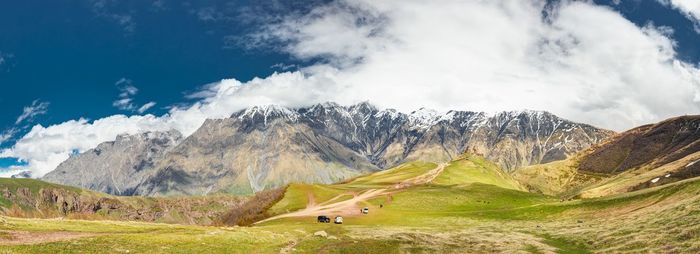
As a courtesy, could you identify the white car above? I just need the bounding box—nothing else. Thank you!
[361,207,369,214]
[334,216,343,224]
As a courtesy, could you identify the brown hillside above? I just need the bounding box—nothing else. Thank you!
[579,115,700,174]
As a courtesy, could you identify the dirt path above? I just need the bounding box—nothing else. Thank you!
[306,191,317,208]
[0,230,97,245]
[317,192,356,206]
[392,162,447,189]
[257,163,447,224]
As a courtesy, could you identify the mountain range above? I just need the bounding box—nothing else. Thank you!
[42,102,613,196]
[4,112,700,253]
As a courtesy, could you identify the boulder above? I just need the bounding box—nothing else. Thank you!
[313,231,328,238]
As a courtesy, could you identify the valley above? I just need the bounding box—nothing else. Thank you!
[2,153,700,253]
[1,113,699,253]
[2,0,698,253]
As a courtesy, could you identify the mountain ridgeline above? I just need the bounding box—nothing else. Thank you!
[42,102,613,196]
[513,115,700,198]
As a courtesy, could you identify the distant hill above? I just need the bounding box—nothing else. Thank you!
[263,155,538,222]
[0,178,246,225]
[514,115,700,198]
[42,102,612,196]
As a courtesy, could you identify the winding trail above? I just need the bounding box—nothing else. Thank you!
[256,163,447,224]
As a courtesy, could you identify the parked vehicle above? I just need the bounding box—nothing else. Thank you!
[334,216,343,224]
[317,215,331,223]
[361,207,369,214]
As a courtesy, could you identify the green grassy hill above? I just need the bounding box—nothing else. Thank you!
[2,155,700,253]
[432,155,523,190]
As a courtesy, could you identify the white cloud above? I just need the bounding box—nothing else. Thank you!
[271,63,297,71]
[16,100,49,125]
[112,78,157,113]
[113,78,138,111]
[1,100,48,149]
[250,0,700,129]
[659,0,700,31]
[0,167,24,178]
[137,102,157,113]
[112,98,134,110]
[0,51,12,69]
[90,0,136,33]
[116,78,138,96]
[0,128,18,146]
[0,73,336,177]
[196,7,220,22]
[665,0,700,19]
[3,0,700,177]
[1,115,171,177]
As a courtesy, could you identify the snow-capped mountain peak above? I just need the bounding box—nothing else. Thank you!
[235,104,300,122]
[46,101,613,196]
[408,107,442,129]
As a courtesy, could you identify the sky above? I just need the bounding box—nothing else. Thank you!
[1,0,700,177]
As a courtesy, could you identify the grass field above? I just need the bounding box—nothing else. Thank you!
[2,156,700,253]
[432,155,523,190]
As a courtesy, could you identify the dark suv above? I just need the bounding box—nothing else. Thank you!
[317,215,331,223]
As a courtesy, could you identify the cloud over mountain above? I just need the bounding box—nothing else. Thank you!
[2,0,700,177]
[245,0,700,130]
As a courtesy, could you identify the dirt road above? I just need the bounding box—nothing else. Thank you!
[256,163,447,224]
[0,230,96,245]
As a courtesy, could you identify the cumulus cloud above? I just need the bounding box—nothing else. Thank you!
[247,0,700,129]
[3,0,700,177]
[0,115,170,177]
[16,100,49,125]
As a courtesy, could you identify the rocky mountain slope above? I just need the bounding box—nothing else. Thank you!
[0,178,245,225]
[514,115,700,197]
[43,102,613,196]
[43,131,183,195]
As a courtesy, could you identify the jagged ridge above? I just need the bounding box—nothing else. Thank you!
[43,102,613,196]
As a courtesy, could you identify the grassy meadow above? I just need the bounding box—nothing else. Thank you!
[2,155,700,253]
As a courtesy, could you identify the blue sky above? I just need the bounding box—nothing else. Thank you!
[595,0,700,63]
[1,0,700,176]
[0,0,325,147]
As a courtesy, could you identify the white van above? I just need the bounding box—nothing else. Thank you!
[334,216,343,224]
